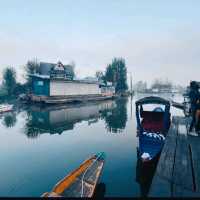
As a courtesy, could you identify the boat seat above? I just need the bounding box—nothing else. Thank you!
[140,111,164,121]
[141,120,164,132]
[141,111,164,132]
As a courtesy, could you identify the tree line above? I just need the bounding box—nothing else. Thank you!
[1,59,40,99]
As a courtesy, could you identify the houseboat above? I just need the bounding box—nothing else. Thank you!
[29,62,115,104]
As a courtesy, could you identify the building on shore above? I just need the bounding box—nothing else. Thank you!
[29,61,115,104]
[151,80,172,93]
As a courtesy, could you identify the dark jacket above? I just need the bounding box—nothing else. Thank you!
[189,89,200,111]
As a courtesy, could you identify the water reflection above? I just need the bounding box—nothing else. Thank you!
[24,99,128,138]
[93,183,106,199]
[135,151,159,197]
[0,94,185,197]
[102,98,128,133]
[2,112,17,128]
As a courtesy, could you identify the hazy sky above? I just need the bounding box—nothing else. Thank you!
[0,0,200,86]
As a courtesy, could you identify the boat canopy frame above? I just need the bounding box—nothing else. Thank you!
[135,96,171,134]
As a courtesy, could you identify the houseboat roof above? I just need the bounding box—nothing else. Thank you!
[39,62,74,76]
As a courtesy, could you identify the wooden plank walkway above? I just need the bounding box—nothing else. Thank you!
[149,116,200,197]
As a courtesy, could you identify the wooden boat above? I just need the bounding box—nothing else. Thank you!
[42,152,105,198]
[136,96,171,162]
[0,104,13,113]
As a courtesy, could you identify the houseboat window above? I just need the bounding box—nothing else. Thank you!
[37,81,44,86]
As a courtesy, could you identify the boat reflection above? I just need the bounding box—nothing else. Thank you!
[24,99,128,138]
[135,150,160,197]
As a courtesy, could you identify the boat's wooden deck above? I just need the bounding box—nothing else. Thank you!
[149,116,200,197]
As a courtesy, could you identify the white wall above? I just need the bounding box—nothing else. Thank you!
[50,81,101,96]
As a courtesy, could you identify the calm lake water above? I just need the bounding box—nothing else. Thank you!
[0,93,184,197]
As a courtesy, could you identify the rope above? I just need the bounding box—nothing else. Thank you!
[81,153,102,197]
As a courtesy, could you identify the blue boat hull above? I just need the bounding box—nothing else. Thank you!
[138,132,165,162]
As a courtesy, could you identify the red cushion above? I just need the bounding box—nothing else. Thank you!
[141,111,164,121]
[141,111,164,132]
[142,119,164,132]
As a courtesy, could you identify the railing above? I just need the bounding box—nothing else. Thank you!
[50,70,73,80]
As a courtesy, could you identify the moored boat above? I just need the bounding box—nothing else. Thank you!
[0,104,13,113]
[42,152,105,198]
[136,96,171,162]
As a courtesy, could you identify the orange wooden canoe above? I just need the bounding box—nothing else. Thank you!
[42,152,105,198]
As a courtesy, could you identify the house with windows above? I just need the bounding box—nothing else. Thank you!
[29,61,115,104]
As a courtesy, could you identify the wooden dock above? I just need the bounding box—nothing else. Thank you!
[149,116,200,197]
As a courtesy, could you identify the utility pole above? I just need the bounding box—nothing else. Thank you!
[130,73,133,93]
[129,72,134,96]
[129,72,133,119]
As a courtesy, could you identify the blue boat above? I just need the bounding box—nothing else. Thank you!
[136,96,171,162]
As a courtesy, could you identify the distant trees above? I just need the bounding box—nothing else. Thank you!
[134,81,147,93]
[24,59,40,90]
[2,67,26,98]
[0,85,8,98]
[25,59,40,76]
[95,71,105,82]
[1,60,39,98]
[66,61,76,80]
[105,58,128,93]
[2,67,17,96]
[151,78,172,91]
[14,83,27,95]
[96,58,128,93]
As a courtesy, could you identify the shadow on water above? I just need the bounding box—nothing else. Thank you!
[23,99,128,138]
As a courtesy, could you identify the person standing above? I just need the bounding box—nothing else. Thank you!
[189,81,200,133]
